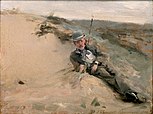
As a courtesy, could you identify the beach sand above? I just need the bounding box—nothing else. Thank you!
[1,13,151,114]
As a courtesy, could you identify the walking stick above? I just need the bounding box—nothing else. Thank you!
[88,15,94,44]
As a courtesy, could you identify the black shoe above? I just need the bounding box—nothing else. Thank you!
[125,92,146,103]
[125,92,138,102]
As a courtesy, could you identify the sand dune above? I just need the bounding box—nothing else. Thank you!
[1,13,151,114]
[1,14,74,113]
[1,14,72,84]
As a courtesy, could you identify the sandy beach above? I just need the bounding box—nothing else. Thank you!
[1,13,74,113]
[1,11,152,114]
[1,13,72,83]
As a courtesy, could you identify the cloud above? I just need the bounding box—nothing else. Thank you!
[1,1,152,24]
[122,1,150,10]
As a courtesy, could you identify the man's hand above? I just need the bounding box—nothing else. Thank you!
[91,64,98,73]
[79,64,85,73]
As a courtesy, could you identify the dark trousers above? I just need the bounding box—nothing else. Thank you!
[87,63,135,99]
[70,58,137,101]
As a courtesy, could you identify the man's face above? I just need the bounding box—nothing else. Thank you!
[74,38,86,50]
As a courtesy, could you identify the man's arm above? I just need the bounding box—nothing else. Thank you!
[79,64,85,73]
[70,52,86,73]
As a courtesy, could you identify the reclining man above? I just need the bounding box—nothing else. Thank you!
[70,32,146,103]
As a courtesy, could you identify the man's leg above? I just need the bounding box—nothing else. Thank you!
[92,67,146,103]
[94,67,129,95]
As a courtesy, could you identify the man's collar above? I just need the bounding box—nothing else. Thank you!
[76,45,88,51]
[75,45,89,54]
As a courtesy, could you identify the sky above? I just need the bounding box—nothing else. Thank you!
[1,1,153,24]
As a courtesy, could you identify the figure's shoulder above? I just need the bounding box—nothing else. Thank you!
[86,45,97,53]
[70,49,78,57]
[86,44,96,49]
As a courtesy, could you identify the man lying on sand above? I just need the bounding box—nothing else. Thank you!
[70,32,146,103]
